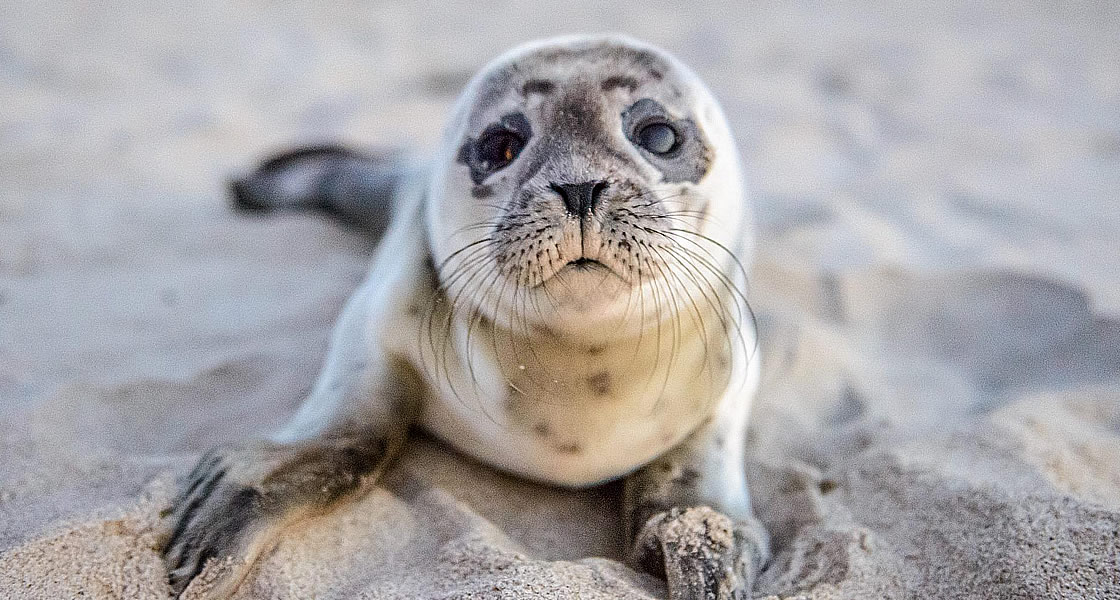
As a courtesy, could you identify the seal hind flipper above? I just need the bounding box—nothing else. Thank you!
[229,144,406,238]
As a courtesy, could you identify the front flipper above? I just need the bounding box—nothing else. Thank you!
[628,506,769,600]
[163,149,432,598]
[624,416,771,599]
[162,435,403,597]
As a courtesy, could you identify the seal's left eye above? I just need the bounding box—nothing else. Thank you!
[475,130,525,173]
[636,122,679,155]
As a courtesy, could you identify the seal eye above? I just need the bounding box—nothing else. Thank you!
[475,130,525,173]
[636,122,679,155]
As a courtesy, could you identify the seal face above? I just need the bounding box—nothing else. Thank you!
[428,35,749,346]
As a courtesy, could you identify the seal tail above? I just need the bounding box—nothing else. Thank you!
[229,144,408,239]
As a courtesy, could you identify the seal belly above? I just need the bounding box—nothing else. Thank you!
[417,364,720,487]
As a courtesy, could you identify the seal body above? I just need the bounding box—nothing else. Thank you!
[418,36,755,486]
[163,34,768,600]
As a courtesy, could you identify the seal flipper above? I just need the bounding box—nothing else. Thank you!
[229,145,405,238]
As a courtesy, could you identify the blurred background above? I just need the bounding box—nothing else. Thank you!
[1,2,1119,597]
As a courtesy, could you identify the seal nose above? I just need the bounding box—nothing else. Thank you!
[550,180,609,219]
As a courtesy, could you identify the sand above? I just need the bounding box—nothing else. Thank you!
[1,1,1118,598]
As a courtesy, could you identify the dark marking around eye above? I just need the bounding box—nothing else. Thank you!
[622,98,712,183]
[601,75,640,92]
[500,112,533,137]
[456,141,473,165]
[522,79,555,95]
[471,184,493,198]
[459,112,532,184]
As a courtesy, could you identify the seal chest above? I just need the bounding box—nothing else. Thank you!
[417,293,739,486]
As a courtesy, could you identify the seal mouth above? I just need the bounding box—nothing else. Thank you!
[567,257,605,269]
[532,256,619,289]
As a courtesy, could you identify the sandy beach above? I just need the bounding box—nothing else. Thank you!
[1,1,1118,598]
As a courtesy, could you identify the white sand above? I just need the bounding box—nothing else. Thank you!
[1,2,1118,598]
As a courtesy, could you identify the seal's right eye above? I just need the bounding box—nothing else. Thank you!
[458,112,532,184]
[474,129,525,173]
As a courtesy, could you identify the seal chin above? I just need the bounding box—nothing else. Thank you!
[535,261,628,315]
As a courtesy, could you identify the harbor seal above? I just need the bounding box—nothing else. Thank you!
[163,34,769,599]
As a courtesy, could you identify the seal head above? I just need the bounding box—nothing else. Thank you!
[427,35,750,344]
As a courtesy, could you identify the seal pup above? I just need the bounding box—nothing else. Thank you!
[163,34,769,599]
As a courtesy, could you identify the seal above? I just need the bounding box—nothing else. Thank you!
[162,34,769,599]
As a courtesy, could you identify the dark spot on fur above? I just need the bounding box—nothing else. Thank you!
[532,323,560,338]
[522,79,555,95]
[553,441,583,455]
[533,421,551,437]
[587,345,605,356]
[477,314,494,330]
[601,75,640,92]
[471,184,493,198]
[818,479,839,494]
[408,303,420,316]
[587,372,612,395]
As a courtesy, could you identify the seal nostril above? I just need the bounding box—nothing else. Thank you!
[591,180,609,205]
[551,180,609,218]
